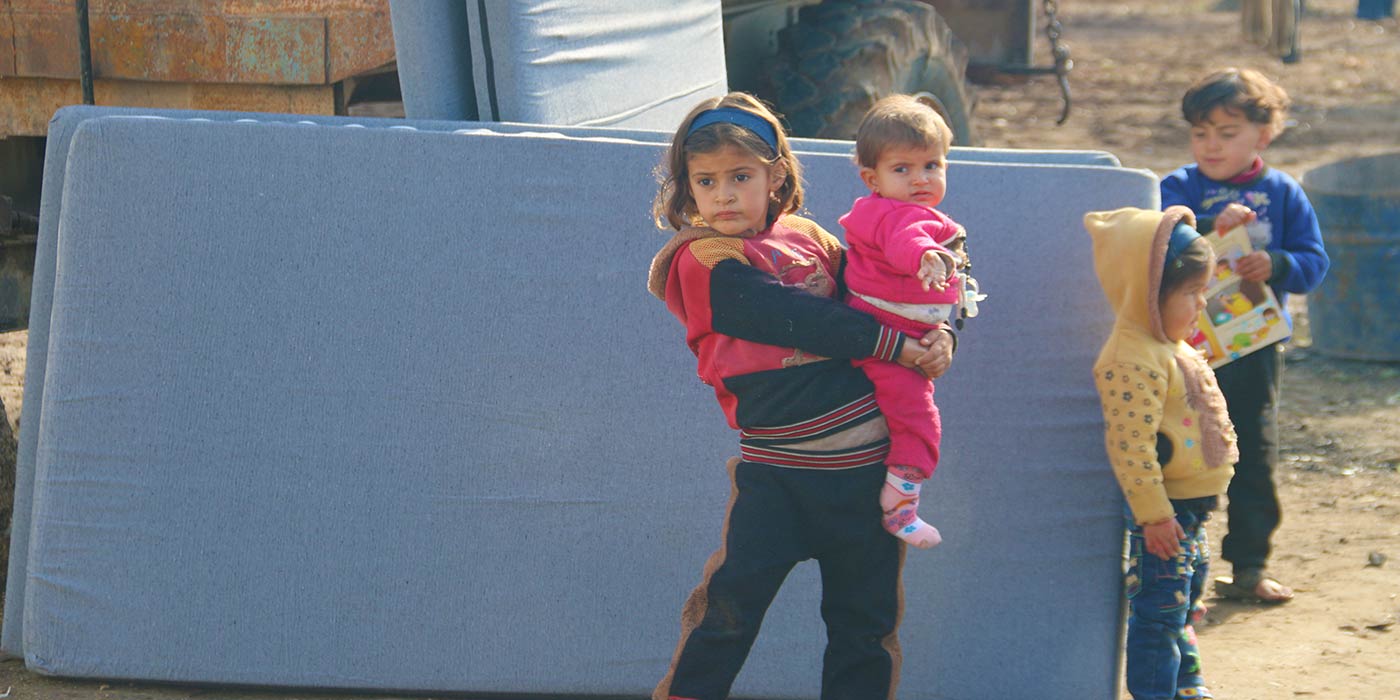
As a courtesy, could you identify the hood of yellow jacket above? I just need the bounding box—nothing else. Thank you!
[1083,205,1196,343]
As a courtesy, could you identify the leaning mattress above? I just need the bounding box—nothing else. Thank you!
[12,114,1156,698]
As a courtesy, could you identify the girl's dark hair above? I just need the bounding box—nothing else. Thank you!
[1181,67,1290,135]
[653,92,803,231]
[1160,237,1215,302]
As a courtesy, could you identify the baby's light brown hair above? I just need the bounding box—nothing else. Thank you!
[1181,67,1290,135]
[854,95,954,169]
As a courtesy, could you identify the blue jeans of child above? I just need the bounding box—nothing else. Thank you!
[1124,497,1216,700]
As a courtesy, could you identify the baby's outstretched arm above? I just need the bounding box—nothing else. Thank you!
[917,250,956,292]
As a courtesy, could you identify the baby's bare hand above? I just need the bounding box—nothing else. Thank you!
[921,275,949,292]
[918,252,950,292]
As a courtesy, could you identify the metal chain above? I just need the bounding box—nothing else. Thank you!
[1043,0,1073,124]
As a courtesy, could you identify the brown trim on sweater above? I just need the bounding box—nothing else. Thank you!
[646,215,829,301]
[881,543,907,700]
[652,457,743,700]
[648,226,732,301]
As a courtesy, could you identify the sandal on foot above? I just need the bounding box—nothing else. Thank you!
[1214,568,1294,604]
[1176,686,1213,699]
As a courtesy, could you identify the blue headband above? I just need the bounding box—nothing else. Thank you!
[1165,222,1202,270]
[686,107,779,153]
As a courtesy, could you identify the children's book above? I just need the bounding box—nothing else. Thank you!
[1187,225,1290,368]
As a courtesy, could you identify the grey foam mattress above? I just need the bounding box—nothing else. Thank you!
[10,113,1156,698]
[4,106,1128,670]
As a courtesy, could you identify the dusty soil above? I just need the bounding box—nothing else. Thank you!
[0,1,1396,698]
[977,2,1400,696]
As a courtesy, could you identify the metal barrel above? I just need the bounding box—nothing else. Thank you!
[1302,152,1400,361]
[1357,0,1396,20]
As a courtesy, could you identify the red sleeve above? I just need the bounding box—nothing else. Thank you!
[667,245,904,362]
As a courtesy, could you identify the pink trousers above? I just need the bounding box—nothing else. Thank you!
[853,357,941,478]
[848,296,943,478]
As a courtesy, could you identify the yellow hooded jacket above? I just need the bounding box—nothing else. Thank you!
[1084,207,1239,525]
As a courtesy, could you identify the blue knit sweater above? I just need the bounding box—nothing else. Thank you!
[1161,163,1330,328]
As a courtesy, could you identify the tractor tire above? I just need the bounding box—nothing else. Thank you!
[0,399,15,600]
[762,0,977,145]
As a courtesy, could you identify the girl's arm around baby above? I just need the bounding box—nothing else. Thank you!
[702,258,953,377]
[708,258,899,358]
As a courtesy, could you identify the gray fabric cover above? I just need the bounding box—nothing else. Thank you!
[0,105,1114,655]
[390,0,728,129]
[387,0,478,120]
[2,105,1126,660]
[385,0,1121,168]
[13,113,1158,698]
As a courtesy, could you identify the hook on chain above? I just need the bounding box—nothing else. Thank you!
[1043,0,1072,124]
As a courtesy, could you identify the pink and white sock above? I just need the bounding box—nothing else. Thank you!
[880,467,942,549]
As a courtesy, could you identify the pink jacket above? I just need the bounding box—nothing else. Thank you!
[840,194,961,305]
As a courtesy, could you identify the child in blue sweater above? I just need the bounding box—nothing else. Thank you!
[1160,67,1329,604]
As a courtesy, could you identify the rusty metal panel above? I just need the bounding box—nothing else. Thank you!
[14,11,327,84]
[326,10,395,82]
[221,1,387,15]
[11,1,204,12]
[186,81,335,114]
[0,10,16,76]
[7,1,393,84]
[0,77,81,137]
[221,16,328,84]
[0,77,335,137]
[11,11,80,78]
[9,1,384,18]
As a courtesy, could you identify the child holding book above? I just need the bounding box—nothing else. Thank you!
[1160,67,1329,603]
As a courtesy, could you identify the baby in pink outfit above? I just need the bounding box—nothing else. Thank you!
[841,94,983,549]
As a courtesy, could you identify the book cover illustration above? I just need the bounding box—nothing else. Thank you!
[1187,225,1290,368]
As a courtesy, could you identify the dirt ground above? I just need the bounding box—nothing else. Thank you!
[979,2,1400,696]
[0,0,1396,698]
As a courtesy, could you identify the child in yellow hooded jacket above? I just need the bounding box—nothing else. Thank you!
[1084,206,1239,700]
